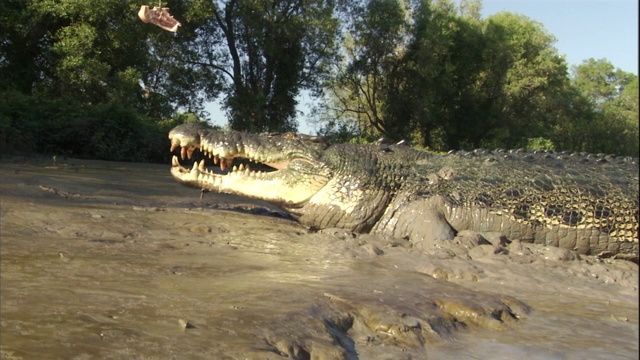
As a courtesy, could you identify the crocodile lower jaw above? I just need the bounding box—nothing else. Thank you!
[170,156,326,206]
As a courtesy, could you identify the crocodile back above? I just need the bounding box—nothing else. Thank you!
[386,147,638,256]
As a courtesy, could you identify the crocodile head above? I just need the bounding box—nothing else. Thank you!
[169,122,331,206]
[169,123,411,231]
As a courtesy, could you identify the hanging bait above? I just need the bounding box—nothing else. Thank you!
[138,5,181,32]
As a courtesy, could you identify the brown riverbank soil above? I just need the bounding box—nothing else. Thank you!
[1,158,638,359]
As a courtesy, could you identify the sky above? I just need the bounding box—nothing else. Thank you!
[206,0,639,133]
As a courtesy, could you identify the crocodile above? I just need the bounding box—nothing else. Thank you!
[168,122,639,261]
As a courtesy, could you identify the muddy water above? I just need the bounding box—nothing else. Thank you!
[1,159,637,359]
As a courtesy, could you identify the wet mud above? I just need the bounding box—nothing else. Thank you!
[1,158,638,359]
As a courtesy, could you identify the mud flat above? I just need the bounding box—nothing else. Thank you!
[1,158,638,359]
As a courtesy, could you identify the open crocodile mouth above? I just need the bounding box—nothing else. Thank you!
[170,138,295,182]
[169,134,328,205]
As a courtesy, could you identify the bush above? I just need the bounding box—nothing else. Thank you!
[0,91,172,162]
[526,137,555,151]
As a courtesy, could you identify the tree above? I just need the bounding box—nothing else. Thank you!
[604,76,639,156]
[316,1,571,151]
[394,0,488,150]
[0,0,223,119]
[317,0,482,147]
[477,11,569,149]
[340,0,489,149]
[319,0,410,141]
[316,1,629,155]
[571,58,636,106]
[191,0,340,133]
[0,0,59,94]
[570,58,639,156]
[0,0,224,161]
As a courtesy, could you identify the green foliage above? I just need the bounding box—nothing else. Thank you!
[474,12,569,149]
[571,58,635,105]
[0,0,341,161]
[0,0,223,118]
[568,59,639,156]
[316,120,365,144]
[322,0,409,139]
[196,0,339,133]
[0,0,58,94]
[314,0,637,156]
[1,0,637,160]
[526,137,555,151]
[0,91,172,162]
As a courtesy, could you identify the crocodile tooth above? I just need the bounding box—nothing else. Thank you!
[187,147,195,159]
[214,155,219,165]
[239,163,245,171]
[232,165,238,172]
[198,159,206,172]
[191,162,198,171]
[220,158,226,171]
[180,147,187,160]
[170,140,179,152]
